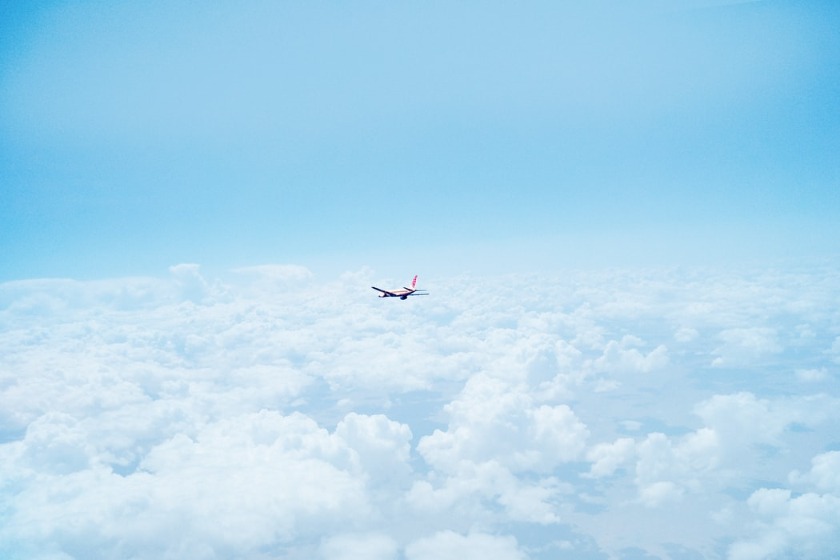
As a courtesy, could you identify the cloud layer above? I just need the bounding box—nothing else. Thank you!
[1,261,839,559]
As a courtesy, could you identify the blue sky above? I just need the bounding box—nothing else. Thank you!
[2,0,838,280]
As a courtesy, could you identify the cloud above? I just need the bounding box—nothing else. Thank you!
[584,426,720,507]
[593,336,669,375]
[416,374,589,474]
[2,410,374,558]
[334,413,413,486]
[674,326,699,343]
[695,392,840,453]
[830,336,840,364]
[633,428,719,507]
[406,459,573,526]
[2,261,839,559]
[796,367,830,383]
[319,533,398,560]
[585,437,635,478]
[790,451,840,494]
[728,488,840,560]
[405,531,526,560]
[712,327,782,367]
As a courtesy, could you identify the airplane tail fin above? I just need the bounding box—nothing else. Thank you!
[411,275,418,289]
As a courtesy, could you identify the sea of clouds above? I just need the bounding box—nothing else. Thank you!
[1,261,839,559]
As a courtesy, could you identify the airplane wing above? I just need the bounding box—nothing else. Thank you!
[371,286,397,297]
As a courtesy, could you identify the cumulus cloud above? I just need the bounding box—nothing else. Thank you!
[585,437,635,478]
[712,327,782,367]
[2,410,374,558]
[633,428,720,507]
[674,326,699,343]
[417,374,588,474]
[582,389,840,511]
[584,426,721,508]
[728,488,840,560]
[405,531,527,560]
[1,261,839,559]
[796,367,830,383]
[334,413,413,486]
[695,392,840,454]
[319,533,398,560]
[593,336,669,375]
[789,451,840,494]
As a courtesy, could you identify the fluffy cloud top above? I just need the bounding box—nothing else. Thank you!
[1,261,839,559]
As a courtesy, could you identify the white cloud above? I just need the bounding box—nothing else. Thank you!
[789,451,840,493]
[416,374,588,474]
[633,428,720,507]
[695,392,786,446]
[2,261,839,559]
[405,531,527,560]
[795,367,830,383]
[638,480,683,507]
[2,410,374,558]
[712,327,782,367]
[410,372,587,525]
[674,326,699,343]
[335,413,413,485]
[729,488,840,560]
[405,460,570,525]
[695,392,840,454]
[585,437,635,478]
[319,533,398,560]
[593,337,669,375]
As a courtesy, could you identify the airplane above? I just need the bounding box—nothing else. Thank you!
[371,275,429,300]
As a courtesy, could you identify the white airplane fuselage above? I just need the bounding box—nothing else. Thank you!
[371,275,427,300]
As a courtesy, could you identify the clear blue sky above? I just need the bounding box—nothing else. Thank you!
[2,0,838,280]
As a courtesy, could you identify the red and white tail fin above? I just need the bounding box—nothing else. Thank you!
[411,275,418,289]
